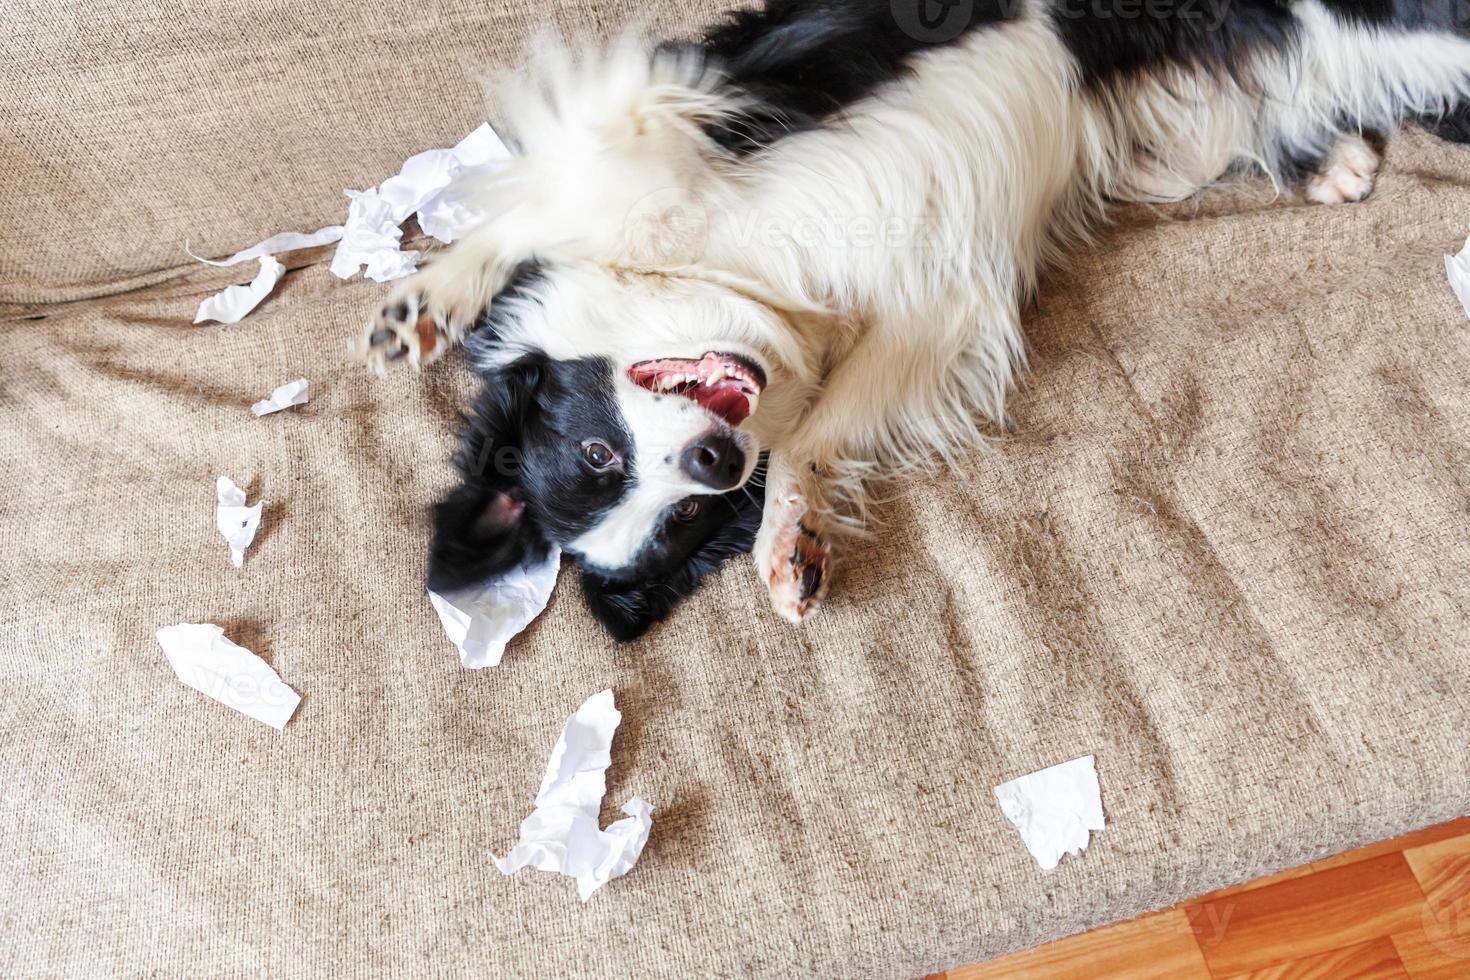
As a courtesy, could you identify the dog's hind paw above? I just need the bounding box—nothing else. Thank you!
[1303,135,1381,205]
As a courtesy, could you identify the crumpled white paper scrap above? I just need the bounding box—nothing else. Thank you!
[189,124,508,320]
[330,124,509,281]
[493,689,653,901]
[378,125,502,224]
[188,226,344,324]
[387,123,508,243]
[428,547,561,668]
[157,623,301,730]
[193,255,286,325]
[1446,234,1470,322]
[250,378,310,417]
[994,755,1105,871]
[329,189,420,282]
[215,476,263,568]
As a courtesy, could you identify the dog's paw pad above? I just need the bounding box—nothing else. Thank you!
[359,291,450,374]
[1304,137,1381,205]
[767,517,831,624]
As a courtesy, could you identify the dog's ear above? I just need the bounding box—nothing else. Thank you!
[426,353,552,592]
[579,470,766,641]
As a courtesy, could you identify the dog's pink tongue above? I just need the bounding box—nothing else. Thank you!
[691,384,751,427]
[627,353,758,426]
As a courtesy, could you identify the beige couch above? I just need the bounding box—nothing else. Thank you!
[5,1,1470,975]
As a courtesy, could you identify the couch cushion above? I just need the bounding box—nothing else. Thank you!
[3,128,1467,975]
[0,0,728,303]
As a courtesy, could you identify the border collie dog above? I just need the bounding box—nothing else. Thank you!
[362,0,1470,640]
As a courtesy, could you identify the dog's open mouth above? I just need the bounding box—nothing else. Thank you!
[628,351,766,427]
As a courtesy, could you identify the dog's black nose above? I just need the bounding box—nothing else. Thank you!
[680,433,746,490]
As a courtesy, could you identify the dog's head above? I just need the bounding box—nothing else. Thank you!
[425,264,798,640]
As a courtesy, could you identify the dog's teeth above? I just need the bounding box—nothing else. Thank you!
[705,366,725,386]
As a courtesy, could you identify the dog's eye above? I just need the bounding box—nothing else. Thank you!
[581,440,616,469]
[674,499,701,521]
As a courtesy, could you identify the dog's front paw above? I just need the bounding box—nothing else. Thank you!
[359,289,434,373]
[356,275,483,374]
[756,480,832,624]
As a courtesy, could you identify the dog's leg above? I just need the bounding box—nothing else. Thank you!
[753,453,833,624]
[1301,134,1382,206]
[755,300,1021,623]
[357,226,515,374]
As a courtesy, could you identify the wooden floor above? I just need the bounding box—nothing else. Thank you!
[930,817,1470,980]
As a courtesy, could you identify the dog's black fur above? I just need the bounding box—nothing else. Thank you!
[426,353,614,594]
[1063,0,1468,87]
[692,0,1015,152]
[1424,100,1470,141]
[580,464,766,642]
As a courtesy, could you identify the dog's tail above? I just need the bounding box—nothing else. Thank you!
[453,34,743,269]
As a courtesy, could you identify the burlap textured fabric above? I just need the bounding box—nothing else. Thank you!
[4,1,1470,974]
[0,0,729,303]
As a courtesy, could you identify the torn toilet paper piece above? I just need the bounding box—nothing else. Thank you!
[427,547,561,668]
[193,255,286,325]
[1447,234,1470,322]
[329,189,420,282]
[188,123,509,323]
[187,227,344,323]
[994,754,1105,871]
[250,378,310,417]
[216,476,263,568]
[157,623,301,730]
[383,123,509,243]
[493,689,653,901]
[186,226,345,268]
[330,124,509,281]
[377,124,506,237]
